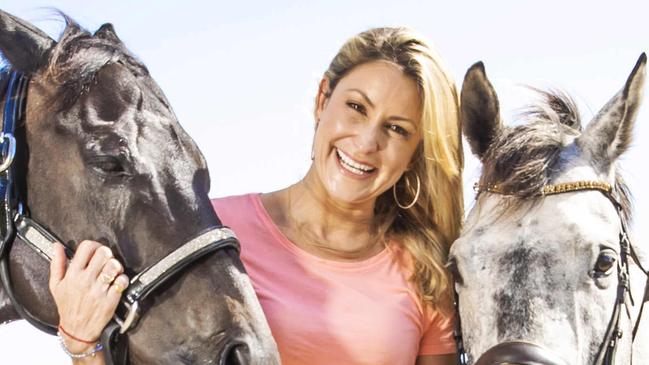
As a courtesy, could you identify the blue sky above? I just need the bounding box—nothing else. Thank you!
[1,1,648,363]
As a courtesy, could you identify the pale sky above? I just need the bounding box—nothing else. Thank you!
[1,1,648,363]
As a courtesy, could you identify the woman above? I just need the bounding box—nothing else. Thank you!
[49,27,464,365]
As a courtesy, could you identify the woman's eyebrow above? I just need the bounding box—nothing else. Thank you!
[389,115,416,125]
[347,88,375,108]
[347,88,416,125]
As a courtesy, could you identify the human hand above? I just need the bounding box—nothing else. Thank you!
[49,241,129,354]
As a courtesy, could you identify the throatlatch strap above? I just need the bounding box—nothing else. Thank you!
[633,277,649,340]
[0,72,59,336]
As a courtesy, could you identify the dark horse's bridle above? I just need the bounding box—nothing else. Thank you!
[0,71,242,365]
[452,180,649,365]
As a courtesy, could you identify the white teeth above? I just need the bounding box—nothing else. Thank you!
[336,149,376,175]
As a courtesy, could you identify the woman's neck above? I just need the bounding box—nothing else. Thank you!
[262,170,385,261]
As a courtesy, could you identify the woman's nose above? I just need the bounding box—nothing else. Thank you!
[353,124,383,153]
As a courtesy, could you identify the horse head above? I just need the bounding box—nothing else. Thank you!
[450,55,647,364]
[0,10,279,364]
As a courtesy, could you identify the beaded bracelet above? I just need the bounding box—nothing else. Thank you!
[57,331,104,359]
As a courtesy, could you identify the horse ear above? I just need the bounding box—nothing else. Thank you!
[460,61,503,160]
[578,53,646,166]
[94,23,122,44]
[0,10,56,73]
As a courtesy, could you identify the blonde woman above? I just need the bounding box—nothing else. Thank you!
[50,27,463,365]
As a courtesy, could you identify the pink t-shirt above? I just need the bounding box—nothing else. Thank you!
[211,193,455,365]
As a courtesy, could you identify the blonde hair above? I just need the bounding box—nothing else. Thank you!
[322,27,464,312]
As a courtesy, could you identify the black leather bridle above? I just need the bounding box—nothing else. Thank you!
[452,181,649,365]
[0,70,242,365]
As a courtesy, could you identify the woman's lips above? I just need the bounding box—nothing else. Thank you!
[335,148,377,177]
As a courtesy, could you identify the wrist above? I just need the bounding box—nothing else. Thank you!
[57,327,104,360]
[60,335,98,353]
[57,324,99,349]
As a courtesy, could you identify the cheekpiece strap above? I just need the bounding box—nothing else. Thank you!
[15,215,74,261]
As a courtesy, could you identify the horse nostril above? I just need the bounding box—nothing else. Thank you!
[221,343,250,365]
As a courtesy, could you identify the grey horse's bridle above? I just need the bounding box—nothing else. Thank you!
[452,180,649,365]
[0,70,241,365]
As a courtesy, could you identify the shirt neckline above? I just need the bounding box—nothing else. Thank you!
[250,193,392,271]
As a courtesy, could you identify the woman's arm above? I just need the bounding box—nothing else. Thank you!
[49,241,129,364]
[416,354,458,365]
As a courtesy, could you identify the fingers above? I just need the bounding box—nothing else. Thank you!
[50,239,129,348]
[110,274,129,298]
[87,245,114,278]
[95,273,129,317]
[49,242,66,292]
[68,240,102,273]
[93,258,125,293]
[107,274,129,302]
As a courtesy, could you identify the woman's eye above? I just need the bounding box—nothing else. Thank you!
[347,102,365,114]
[593,250,617,277]
[386,124,410,137]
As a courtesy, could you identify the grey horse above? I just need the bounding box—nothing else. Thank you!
[450,55,648,364]
[0,10,279,364]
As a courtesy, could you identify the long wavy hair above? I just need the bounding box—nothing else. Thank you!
[321,27,464,313]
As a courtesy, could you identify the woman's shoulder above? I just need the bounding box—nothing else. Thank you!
[211,193,262,226]
[211,192,258,208]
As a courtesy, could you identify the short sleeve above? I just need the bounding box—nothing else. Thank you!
[418,310,457,356]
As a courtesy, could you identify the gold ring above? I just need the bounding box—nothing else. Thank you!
[99,273,115,285]
[113,281,127,293]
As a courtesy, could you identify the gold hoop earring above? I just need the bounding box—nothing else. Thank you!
[393,172,420,209]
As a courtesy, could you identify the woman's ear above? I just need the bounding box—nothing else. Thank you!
[314,77,330,122]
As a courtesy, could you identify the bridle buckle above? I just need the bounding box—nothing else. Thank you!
[114,300,140,334]
[0,132,16,173]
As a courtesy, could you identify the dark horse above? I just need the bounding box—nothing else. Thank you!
[0,10,279,365]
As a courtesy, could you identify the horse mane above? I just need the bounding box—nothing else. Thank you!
[478,89,633,223]
[44,12,148,110]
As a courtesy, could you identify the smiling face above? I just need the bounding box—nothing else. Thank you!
[311,60,422,206]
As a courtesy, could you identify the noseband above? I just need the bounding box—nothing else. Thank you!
[452,180,649,365]
[0,71,241,365]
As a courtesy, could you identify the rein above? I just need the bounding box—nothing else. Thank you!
[453,180,649,365]
[0,70,241,365]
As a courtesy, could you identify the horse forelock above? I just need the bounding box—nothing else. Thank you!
[479,90,580,197]
[42,13,148,111]
[477,89,633,225]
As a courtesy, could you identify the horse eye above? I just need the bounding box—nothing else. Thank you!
[594,250,617,277]
[447,258,464,285]
[90,155,128,176]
